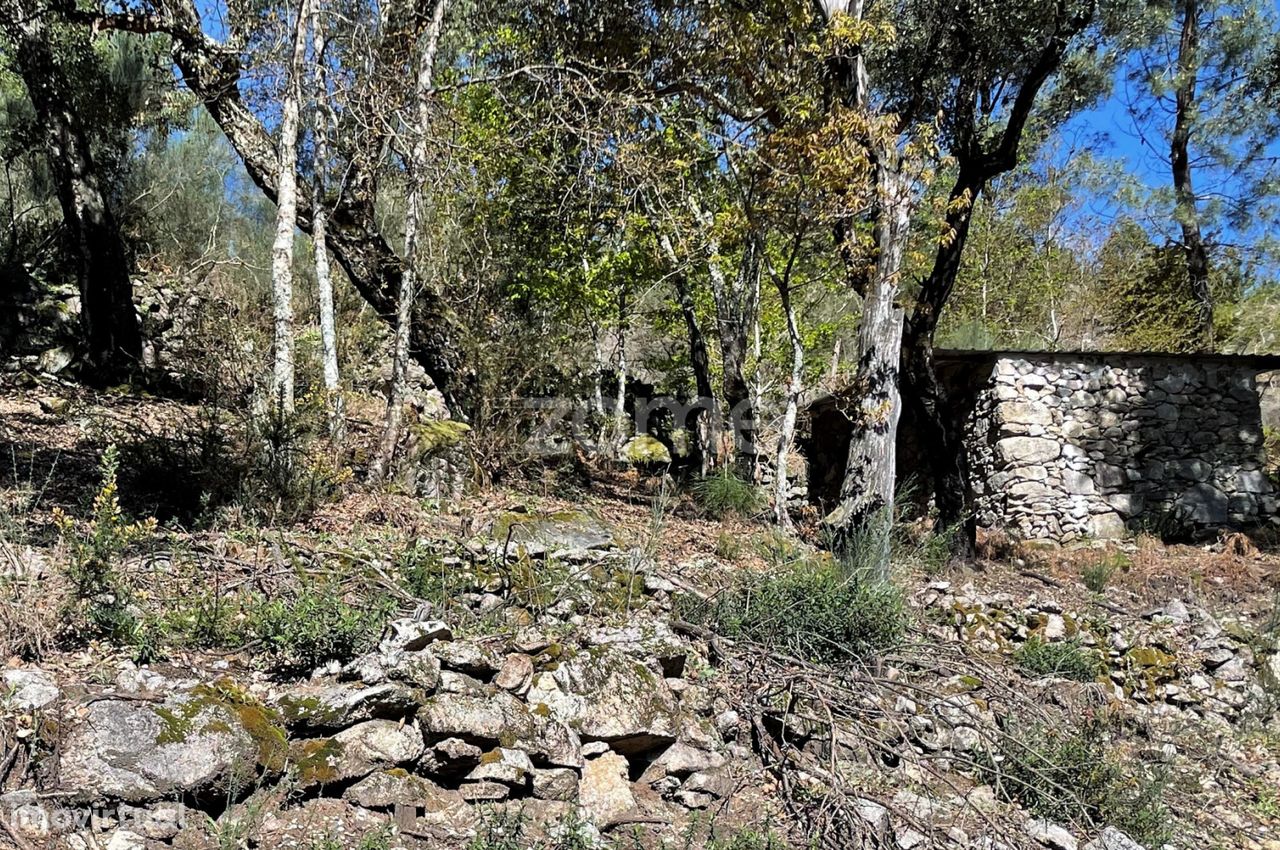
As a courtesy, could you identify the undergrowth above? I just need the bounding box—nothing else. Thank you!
[1014,636,1101,682]
[693,470,764,519]
[677,557,905,663]
[248,579,395,672]
[978,718,1172,848]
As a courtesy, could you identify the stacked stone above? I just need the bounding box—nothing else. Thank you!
[969,355,1276,542]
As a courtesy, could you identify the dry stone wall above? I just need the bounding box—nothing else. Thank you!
[969,354,1277,542]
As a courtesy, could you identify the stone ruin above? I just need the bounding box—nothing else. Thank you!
[805,350,1280,543]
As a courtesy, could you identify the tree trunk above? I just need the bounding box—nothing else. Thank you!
[1172,0,1213,348]
[718,239,761,476]
[613,288,629,451]
[86,0,473,414]
[773,278,804,529]
[310,0,344,440]
[4,1,142,379]
[902,172,983,562]
[661,234,719,472]
[828,163,911,576]
[373,0,449,479]
[269,0,310,416]
[696,203,760,476]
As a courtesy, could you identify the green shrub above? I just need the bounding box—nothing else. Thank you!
[397,542,468,604]
[677,559,905,663]
[308,826,392,850]
[1082,551,1129,593]
[978,720,1172,848]
[247,581,394,671]
[715,531,743,562]
[707,827,788,850]
[693,470,764,519]
[55,446,158,643]
[1015,636,1101,682]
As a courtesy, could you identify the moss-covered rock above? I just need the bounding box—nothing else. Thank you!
[525,645,681,755]
[622,434,672,465]
[58,682,285,803]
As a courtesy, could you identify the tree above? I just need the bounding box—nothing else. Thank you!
[373,0,449,479]
[268,0,310,415]
[0,0,142,378]
[309,0,343,439]
[81,0,475,415]
[1126,0,1280,350]
[894,0,1100,560]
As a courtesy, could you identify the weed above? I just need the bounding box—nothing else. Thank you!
[54,446,157,642]
[978,719,1172,847]
[247,580,395,672]
[706,826,787,850]
[309,825,393,850]
[693,470,764,519]
[1014,636,1101,682]
[1082,550,1129,594]
[677,558,904,663]
[714,531,743,562]
[397,542,467,605]
[1250,779,1280,822]
[904,524,960,575]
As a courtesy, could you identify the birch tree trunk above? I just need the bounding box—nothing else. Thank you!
[613,289,629,451]
[773,279,805,529]
[309,0,344,440]
[269,0,311,417]
[373,0,449,479]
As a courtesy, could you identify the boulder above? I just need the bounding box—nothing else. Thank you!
[525,647,680,755]
[432,640,501,676]
[343,771,459,811]
[418,692,582,767]
[57,688,276,803]
[1,668,60,710]
[460,781,510,802]
[621,435,672,465]
[335,719,425,769]
[493,511,615,557]
[273,682,421,731]
[1025,818,1078,850]
[1175,483,1229,524]
[420,737,485,778]
[583,623,689,677]
[379,618,453,653]
[1088,512,1127,539]
[996,437,1060,465]
[579,753,636,827]
[467,747,534,786]
[290,720,423,788]
[1084,827,1144,850]
[1000,402,1052,426]
[532,768,579,802]
[494,654,535,693]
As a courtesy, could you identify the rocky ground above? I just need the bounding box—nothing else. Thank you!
[1,380,1279,850]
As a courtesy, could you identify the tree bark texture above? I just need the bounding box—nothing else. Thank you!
[268,0,310,415]
[310,0,344,439]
